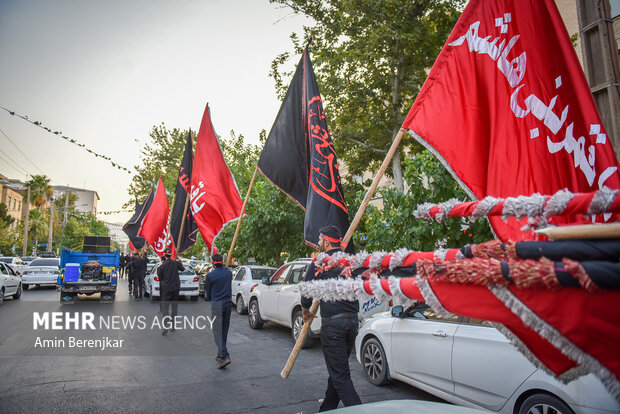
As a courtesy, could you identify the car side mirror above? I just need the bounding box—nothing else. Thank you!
[262,277,270,285]
[391,305,405,318]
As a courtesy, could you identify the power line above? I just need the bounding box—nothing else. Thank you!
[0,105,133,174]
[0,127,46,174]
[0,147,31,177]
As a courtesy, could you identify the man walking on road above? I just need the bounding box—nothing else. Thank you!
[129,252,148,301]
[301,225,362,412]
[158,248,184,336]
[205,254,232,369]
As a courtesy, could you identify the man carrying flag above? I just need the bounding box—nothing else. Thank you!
[259,44,360,410]
[169,132,198,258]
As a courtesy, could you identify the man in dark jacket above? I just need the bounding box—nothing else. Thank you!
[301,225,362,412]
[129,252,148,301]
[205,253,233,369]
[158,248,184,335]
[126,253,138,295]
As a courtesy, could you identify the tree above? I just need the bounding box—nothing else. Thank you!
[0,203,15,227]
[25,175,54,210]
[127,124,193,204]
[270,0,464,192]
[27,209,47,254]
[353,150,494,252]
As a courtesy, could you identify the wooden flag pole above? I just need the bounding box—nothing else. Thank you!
[225,165,259,267]
[174,195,191,258]
[281,128,406,379]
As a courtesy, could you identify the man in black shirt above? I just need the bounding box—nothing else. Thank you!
[129,252,148,301]
[158,248,185,336]
[301,225,362,412]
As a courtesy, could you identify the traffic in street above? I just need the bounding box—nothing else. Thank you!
[0,281,441,414]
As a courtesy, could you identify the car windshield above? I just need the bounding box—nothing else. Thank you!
[30,259,60,267]
[251,268,276,280]
[0,258,12,263]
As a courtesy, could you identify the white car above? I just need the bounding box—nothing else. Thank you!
[231,265,277,314]
[0,261,22,304]
[355,304,618,414]
[144,262,200,301]
[0,256,27,275]
[248,258,388,348]
[21,258,60,290]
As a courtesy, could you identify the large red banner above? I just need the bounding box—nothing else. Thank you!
[138,177,172,257]
[402,0,620,241]
[190,104,244,253]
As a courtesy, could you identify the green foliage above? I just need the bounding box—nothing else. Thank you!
[25,174,54,209]
[127,124,193,205]
[352,150,494,252]
[270,0,464,182]
[0,203,15,227]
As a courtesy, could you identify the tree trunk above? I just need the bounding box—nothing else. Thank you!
[392,146,404,192]
[391,51,405,193]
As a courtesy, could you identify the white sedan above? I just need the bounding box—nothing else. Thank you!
[144,262,200,301]
[355,304,618,414]
[0,256,27,275]
[231,265,276,314]
[21,258,60,289]
[0,262,22,304]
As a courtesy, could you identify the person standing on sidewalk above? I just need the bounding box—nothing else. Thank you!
[301,225,362,412]
[204,254,232,369]
[158,248,184,335]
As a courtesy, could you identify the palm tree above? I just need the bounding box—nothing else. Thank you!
[28,209,47,254]
[25,175,54,210]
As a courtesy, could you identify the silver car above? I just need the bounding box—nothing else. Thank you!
[355,303,618,414]
[21,258,60,289]
[231,265,277,314]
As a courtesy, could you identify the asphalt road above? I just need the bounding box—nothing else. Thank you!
[0,279,443,414]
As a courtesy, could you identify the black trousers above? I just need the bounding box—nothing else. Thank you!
[211,301,232,358]
[161,290,179,323]
[133,274,145,299]
[128,273,134,293]
[319,316,362,411]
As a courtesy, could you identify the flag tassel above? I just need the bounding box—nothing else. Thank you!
[226,165,259,267]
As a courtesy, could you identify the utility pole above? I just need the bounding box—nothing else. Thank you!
[22,186,30,257]
[63,188,69,226]
[47,196,54,252]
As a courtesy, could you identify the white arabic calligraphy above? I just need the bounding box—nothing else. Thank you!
[449,13,616,194]
[190,181,206,215]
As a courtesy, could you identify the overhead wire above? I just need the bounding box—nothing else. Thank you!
[0,126,45,174]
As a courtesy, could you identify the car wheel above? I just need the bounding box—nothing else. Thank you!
[248,299,264,329]
[23,284,29,290]
[292,310,315,349]
[236,295,246,314]
[13,283,22,299]
[362,337,390,386]
[519,393,573,414]
[0,288,4,305]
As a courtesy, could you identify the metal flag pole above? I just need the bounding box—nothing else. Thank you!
[280,128,406,379]
[225,165,259,267]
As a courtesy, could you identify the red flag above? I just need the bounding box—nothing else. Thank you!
[402,0,620,242]
[190,104,244,253]
[138,177,172,257]
[128,240,137,252]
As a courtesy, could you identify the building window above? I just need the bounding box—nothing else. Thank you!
[7,196,11,209]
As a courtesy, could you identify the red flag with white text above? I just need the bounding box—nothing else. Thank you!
[138,177,172,257]
[190,104,244,253]
[402,0,620,242]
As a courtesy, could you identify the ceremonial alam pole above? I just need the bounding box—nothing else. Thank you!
[280,128,406,379]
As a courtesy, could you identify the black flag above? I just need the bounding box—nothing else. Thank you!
[122,191,154,250]
[258,44,353,252]
[170,131,198,255]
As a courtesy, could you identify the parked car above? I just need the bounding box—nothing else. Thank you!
[248,258,388,348]
[146,256,160,273]
[0,261,22,304]
[144,262,200,301]
[231,265,277,314]
[355,303,618,414]
[21,258,60,290]
[0,256,27,275]
[37,252,57,258]
[21,256,36,266]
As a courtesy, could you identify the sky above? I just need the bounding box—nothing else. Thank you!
[0,0,311,243]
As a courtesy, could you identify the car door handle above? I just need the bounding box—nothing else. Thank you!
[432,330,448,338]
